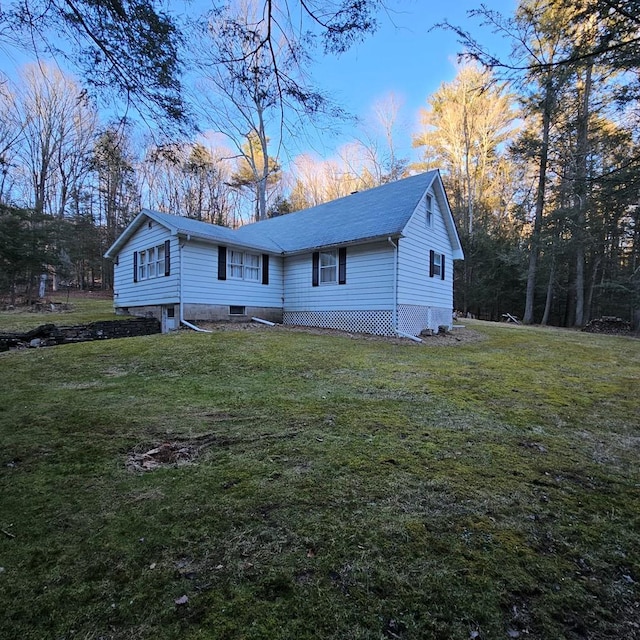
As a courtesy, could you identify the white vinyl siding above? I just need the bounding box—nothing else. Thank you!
[398,191,453,309]
[113,222,179,308]
[284,241,395,312]
[181,241,283,307]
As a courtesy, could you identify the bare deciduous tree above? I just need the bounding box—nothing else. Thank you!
[10,63,97,218]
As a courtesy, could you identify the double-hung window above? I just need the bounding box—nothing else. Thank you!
[138,249,147,281]
[312,248,347,286]
[229,250,245,279]
[147,247,156,278]
[320,250,337,284]
[133,240,171,282]
[229,250,261,281]
[155,244,165,276]
[244,253,260,281]
[432,252,442,277]
[425,194,434,227]
[429,250,445,280]
[218,246,269,284]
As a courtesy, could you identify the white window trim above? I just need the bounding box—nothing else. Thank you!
[319,249,338,284]
[228,250,261,282]
[137,243,166,281]
[138,249,147,281]
[433,253,442,277]
[155,245,165,277]
[425,193,434,227]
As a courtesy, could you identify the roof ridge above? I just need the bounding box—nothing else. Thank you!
[106,171,444,258]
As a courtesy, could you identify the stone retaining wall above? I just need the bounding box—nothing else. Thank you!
[0,317,161,352]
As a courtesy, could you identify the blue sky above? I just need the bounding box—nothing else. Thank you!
[292,0,518,160]
[0,0,518,162]
[312,0,517,116]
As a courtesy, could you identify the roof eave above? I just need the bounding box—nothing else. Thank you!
[104,210,175,259]
[282,232,404,256]
[176,230,281,254]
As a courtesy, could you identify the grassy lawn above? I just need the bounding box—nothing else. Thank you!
[0,293,116,332]
[0,317,638,639]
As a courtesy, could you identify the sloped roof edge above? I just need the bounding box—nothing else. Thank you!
[104,172,464,260]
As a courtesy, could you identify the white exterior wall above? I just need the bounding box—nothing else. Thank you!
[110,185,458,336]
[181,240,283,308]
[113,221,179,309]
[282,241,396,335]
[283,241,395,311]
[397,192,454,333]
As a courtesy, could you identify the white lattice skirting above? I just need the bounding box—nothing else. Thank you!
[283,306,453,337]
[283,310,395,336]
[397,304,453,336]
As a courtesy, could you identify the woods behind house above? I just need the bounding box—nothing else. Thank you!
[0,0,638,327]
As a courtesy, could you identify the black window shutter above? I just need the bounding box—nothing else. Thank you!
[262,254,269,285]
[133,251,138,282]
[441,254,446,280]
[164,240,171,276]
[338,247,347,285]
[218,246,227,280]
[429,250,435,278]
[312,252,319,286]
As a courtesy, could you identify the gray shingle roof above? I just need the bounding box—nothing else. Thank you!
[106,171,445,258]
[236,171,438,253]
[146,210,278,252]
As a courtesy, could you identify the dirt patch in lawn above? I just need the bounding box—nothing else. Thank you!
[126,441,201,471]
[126,429,301,472]
[193,321,486,346]
[126,434,226,472]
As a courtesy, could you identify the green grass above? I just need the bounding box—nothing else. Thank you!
[0,294,116,332]
[0,318,638,639]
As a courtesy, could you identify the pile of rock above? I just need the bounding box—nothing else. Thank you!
[0,317,160,352]
[581,316,632,335]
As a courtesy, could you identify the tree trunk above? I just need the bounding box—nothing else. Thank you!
[257,175,267,221]
[584,255,601,324]
[523,76,554,324]
[541,252,556,326]
[573,62,593,327]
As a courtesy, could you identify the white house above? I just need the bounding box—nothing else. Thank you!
[104,171,464,337]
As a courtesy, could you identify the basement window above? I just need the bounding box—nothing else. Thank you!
[229,306,246,316]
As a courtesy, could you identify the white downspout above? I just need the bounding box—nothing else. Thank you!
[179,238,212,333]
[387,236,422,342]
